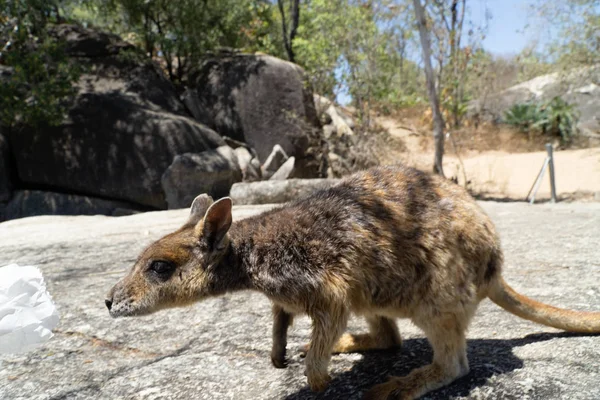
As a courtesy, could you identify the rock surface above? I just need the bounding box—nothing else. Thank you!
[314,95,354,137]
[269,157,296,181]
[7,24,225,210]
[0,202,599,400]
[189,54,326,178]
[230,179,339,205]
[262,144,290,180]
[4,190,140,220]
[234,146,262,182]
[161,146,242,209]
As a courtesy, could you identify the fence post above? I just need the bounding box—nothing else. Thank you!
[546,143,557,203]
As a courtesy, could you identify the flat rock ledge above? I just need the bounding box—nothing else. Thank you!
[0,202,599,400]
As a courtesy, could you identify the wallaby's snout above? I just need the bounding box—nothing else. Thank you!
[105,282,117,312]
[105,278,132,318]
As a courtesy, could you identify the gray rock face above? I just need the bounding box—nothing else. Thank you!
[180,88,207,122]
[4,190,140,220]
[189,54,326,178]
[161,146,242,209]
[235,146,262,182]
[314,95,355,138]
[0,134,11,203]
[230,178,339,205]
[8,24,225,210]
[269,156,296,181]
[0,202,599,400]
[314,95,354,138]
[470,66,600,135]
[262,144,290,179]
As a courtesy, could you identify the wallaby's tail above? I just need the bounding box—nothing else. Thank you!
[488,277,600,333]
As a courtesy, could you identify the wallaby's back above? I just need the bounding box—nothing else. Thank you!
[233,164,503,313]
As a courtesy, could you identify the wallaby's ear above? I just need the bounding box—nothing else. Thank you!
[201,197,233,249]
[187,194,214,226]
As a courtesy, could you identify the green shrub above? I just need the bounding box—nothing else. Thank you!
[503,103,543,133]
[0,0,81,129]
[504,97,579,143]
[533,97,579,143]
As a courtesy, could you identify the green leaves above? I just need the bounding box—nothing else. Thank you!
[108,0,278,83]
[504,103,543,133]
[536,97,579,143]
[294,0,424,116]
[533,0,599,69]
[0,0,81,129]
[504,97,579,143]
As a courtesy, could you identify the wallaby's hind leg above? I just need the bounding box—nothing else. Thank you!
[271,304,293,368]
[364,310,472,400]
[333,316,402,353]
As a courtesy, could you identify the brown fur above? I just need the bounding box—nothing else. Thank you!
[106,165,600,399]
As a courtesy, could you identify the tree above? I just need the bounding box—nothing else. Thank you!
[437,0,466,127]
[294,0,425,122]
[0,0,80,129]
[105,0,277,84]
[277,0,300,62]
[531,0,599,69]
[412,0,445,176]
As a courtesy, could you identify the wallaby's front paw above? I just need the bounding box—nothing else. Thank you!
[270,353,287,369]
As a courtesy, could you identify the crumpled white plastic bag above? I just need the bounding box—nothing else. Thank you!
[0,264,59,354]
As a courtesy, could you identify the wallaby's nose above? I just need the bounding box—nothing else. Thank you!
[105,299,113,310]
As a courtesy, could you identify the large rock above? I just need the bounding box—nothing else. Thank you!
[314,94,355,137]
[230,178,339,205]
[161,146,242,209]
[5,190,140,220]
[261,144,289,180]
[234,146,262,182]
[0,202,599,400]
[6,24,225,209]
[189,54,326,178]
[0,134,11,203]
[470,66,600,135]
[269,156,295,181]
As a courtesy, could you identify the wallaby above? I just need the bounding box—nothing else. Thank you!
[106,165,600,399]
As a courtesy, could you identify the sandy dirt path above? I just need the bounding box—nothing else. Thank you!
[379,116,600,201]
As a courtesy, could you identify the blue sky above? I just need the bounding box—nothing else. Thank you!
[470,0,540,56]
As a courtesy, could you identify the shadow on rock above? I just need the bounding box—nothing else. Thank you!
[285,332,592,400]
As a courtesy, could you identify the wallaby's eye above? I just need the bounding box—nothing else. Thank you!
[148,260,176,280]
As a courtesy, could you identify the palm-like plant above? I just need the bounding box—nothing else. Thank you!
[504,103,542,133]
[505,97,579,143]
[533,97,579,143]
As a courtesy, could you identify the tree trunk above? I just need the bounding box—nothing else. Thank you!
[398,32,406,90]
[289,0,300,58]
[277,0,300,63]
[450,0,459,127]
[412,0,446,176]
